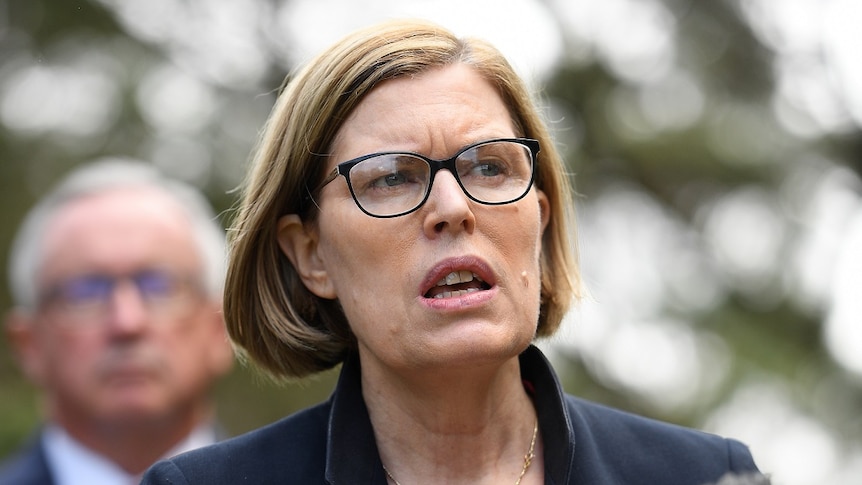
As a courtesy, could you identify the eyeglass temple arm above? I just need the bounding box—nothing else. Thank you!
[313,167,341,194]
[301,167,340,214]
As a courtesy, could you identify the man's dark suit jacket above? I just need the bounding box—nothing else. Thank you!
[142,345,762,484]
[0,425,227,485]
[0,435,55,485]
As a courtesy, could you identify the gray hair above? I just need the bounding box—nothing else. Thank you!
[8,157,227,310]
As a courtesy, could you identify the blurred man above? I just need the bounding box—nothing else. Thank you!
[0,159,234,485]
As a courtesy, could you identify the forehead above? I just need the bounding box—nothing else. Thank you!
[39,187,200,281]
[333,64,514,157]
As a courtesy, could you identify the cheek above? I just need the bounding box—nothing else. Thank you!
[147,325,209,390]
[40,332,100,385]
[164,318,216,361]
[496,203,544,257]
[318,217,409,295]
[500,203,546,292]
[316,219,416,337]
[322,242,401,316]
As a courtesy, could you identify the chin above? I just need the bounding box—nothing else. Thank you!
[105,404,177,428]
[419,329,532,368]
[100,391,167,417]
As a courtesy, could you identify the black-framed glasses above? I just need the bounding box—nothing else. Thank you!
[313,138,540,218]
[38,270,203,322]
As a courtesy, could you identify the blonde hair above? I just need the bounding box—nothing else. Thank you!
[225,19,580,379]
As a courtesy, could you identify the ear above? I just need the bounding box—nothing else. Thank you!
[276,214,336,299]
[5,310,47,385]
[536,189,551,234]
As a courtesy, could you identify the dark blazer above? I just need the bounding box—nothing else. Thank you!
[0,434,55,485]
[0,425,228,485]
[142,346,762,484]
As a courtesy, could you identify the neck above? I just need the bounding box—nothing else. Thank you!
[53,404,213,475]
[361,355,543,485]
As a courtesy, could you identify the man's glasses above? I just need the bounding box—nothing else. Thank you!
[314,138,540,218]
[38,270,203,322]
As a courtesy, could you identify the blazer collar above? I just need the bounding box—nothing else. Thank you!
[324,345,575,484]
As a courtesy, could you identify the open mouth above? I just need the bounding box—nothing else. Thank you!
[424,270,491,299]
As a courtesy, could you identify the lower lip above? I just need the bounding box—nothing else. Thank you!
[419,286,498,310]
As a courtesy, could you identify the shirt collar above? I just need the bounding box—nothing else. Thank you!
[43,425,136,485]
[43,422,217,485]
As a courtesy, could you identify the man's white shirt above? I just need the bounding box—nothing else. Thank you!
[43,423,216,485]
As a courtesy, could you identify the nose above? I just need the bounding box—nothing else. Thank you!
[422,170,476,237]
[104,279,149,335]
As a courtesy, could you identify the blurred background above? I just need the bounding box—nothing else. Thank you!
[1,0,860,483]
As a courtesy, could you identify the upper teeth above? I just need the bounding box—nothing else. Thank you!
[436,270,478,287]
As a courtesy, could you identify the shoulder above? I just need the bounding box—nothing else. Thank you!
[142,402,331,485]
[565,395,759,483]
[0,435,54,485]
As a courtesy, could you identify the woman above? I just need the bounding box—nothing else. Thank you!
[142,20,762,484]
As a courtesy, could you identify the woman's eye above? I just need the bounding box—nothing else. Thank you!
[476,162,504,177]
[466,159,509,178]
[371,172,408,187]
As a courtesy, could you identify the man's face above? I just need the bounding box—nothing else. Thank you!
[9,188,233,431]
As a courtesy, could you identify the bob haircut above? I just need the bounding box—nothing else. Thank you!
[225,19,580,379]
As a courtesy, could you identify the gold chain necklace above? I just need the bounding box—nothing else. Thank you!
[382,420,538,485]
